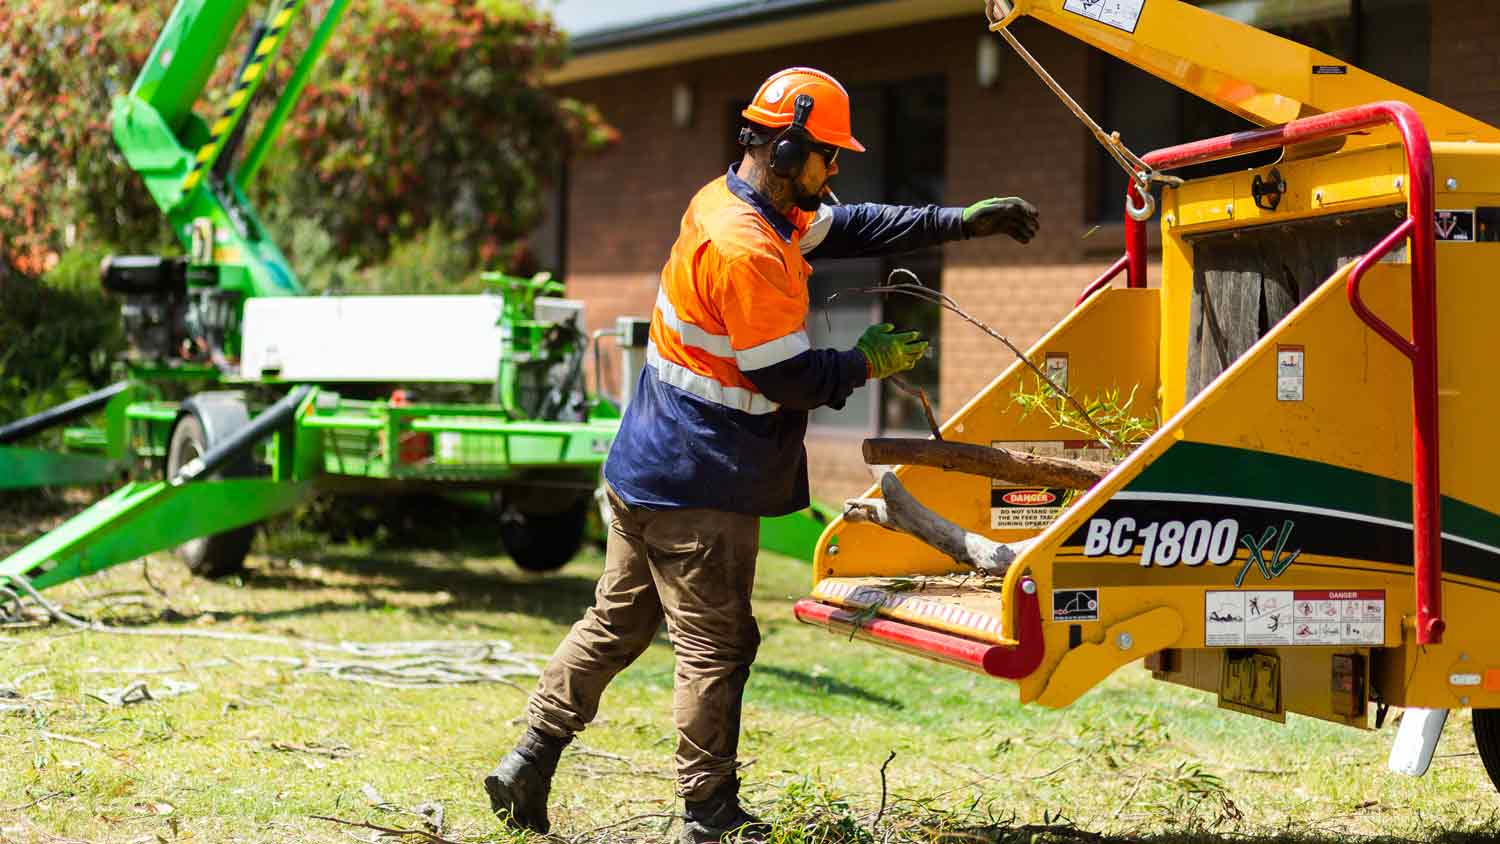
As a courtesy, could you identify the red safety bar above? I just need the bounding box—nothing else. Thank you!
[1126,184,1149,288]
[1074,192,1152,305]
[1126,101,1442,643]
[793,576,1044,678]
[1075,254,1131,306]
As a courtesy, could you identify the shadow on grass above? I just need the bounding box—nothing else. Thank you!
[901,828,1500,844]
[559,814,1500,844]
[754,663,904,710]
[238,550,606,624]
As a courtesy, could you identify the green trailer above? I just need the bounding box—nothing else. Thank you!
[0,0,827,601]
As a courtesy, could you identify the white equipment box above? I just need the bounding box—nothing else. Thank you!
[240,295,509,382]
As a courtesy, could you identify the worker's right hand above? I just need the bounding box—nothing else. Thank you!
[855,323,928,380]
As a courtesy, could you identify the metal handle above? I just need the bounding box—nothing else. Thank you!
[1346,217,1417,360]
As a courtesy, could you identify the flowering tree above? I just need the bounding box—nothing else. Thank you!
[0,0,615,275]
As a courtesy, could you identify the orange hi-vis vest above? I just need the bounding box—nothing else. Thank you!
[649,178,817,412]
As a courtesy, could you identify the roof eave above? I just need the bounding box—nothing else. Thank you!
[549,0,974,85]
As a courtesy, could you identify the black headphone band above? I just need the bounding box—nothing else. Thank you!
[740,95,815,144]
[770,94,816,177]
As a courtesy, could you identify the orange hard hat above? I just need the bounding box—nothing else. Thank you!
[742,67,865,153]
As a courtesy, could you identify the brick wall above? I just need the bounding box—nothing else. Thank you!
[1429,0,1500,127]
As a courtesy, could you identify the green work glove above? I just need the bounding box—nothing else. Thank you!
[856,323,928,380]
[961,196,1040,243]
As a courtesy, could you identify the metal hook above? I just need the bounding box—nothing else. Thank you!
[1125,188,1156,222]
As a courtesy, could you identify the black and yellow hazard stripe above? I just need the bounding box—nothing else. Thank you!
[181,0,301,194]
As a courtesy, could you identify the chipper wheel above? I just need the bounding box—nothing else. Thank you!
[165,394,257,578]
[498,490,590,572]
[1475,709,1500,793]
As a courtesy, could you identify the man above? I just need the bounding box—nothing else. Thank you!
[485,67,1038,844]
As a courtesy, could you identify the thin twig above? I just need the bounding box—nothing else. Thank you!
[564,811,681,841]
[874,750,897,829]
[1111,772,1147,818]
[41,731,104,751]
[887,377,941,440]
[310,815,466,844]
[1026,757,1080,780]
[831,269,1122,450]
[2,790,67,812]
[141,559,171,599]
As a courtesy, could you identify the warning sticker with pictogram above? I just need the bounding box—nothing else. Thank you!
[1205,590,1384,647]
[1053,589,1099,622]
[1063,0,1147,33]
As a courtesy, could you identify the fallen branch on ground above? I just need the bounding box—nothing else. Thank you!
[864,438,1108,489]
[310,815,465,844]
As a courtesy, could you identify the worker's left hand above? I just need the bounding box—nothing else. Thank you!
[962,197,1039,243]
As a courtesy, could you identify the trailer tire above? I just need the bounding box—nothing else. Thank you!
[500,495,589,572]
[166,396,257,579]
[1474,709,1500,793]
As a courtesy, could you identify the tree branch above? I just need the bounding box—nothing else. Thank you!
[864,438,1108,489]
[844,472,1032,574]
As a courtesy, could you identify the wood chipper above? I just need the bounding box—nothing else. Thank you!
[0,0,827,601]
[794,0,1500,794]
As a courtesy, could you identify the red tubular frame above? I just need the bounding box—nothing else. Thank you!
[1125,185,1149,288]
[793,576,1044,679]
[1132,101,1442,643]
[1075,254,1131,305]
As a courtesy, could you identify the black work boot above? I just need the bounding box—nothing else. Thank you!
[680,778,771,844]
[484,727,571,834]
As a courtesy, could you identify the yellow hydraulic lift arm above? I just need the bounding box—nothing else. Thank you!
[987,0,1500,144]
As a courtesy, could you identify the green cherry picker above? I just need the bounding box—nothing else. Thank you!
[0,0,829,601]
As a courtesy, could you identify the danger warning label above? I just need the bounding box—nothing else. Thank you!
[1205,590,1384,647]
[990,487,1067,529]
[989,441,1092,530]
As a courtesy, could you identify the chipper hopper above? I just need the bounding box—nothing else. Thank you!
[796,0,1500,794]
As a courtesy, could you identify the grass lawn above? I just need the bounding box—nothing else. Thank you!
[2,512,1499,843]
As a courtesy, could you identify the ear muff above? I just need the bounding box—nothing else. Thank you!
[770,94,815,179]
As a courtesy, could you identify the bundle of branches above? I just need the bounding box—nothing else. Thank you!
[834,270,1157,577]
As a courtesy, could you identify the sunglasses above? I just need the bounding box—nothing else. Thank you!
[811,142,840,165]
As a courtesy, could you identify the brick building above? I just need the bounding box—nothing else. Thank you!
[538,0,1500,506]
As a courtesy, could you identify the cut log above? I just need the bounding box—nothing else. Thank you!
[863,438,1109,490]
[844,471,1033,575]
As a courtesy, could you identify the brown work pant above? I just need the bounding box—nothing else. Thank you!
[526,485,761,801]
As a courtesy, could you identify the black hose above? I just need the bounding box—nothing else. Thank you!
[172,385,312,485]
[0,381,131,445]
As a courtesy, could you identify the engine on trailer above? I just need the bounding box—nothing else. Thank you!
[101,255,240,367]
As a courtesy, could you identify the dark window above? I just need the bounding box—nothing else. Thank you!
[1091,0,1430,222]
[532,155,568,278]
[801,75,947,433]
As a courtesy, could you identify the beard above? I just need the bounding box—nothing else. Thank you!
[791,180,825,212]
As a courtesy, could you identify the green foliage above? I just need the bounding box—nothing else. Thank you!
[262,0,617,270]
[1010,380,1159,461]
[0,1,173,274]
[0,248,124,426]
[3,0,616,277]
[764,777,873,843]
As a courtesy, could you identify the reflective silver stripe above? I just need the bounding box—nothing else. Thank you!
[735,330,810,370]
[800,205,834,254]
[646,342,780,415]
[655,288,734,358]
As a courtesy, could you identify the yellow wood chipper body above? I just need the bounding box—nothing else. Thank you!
[794,0,1500,790]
